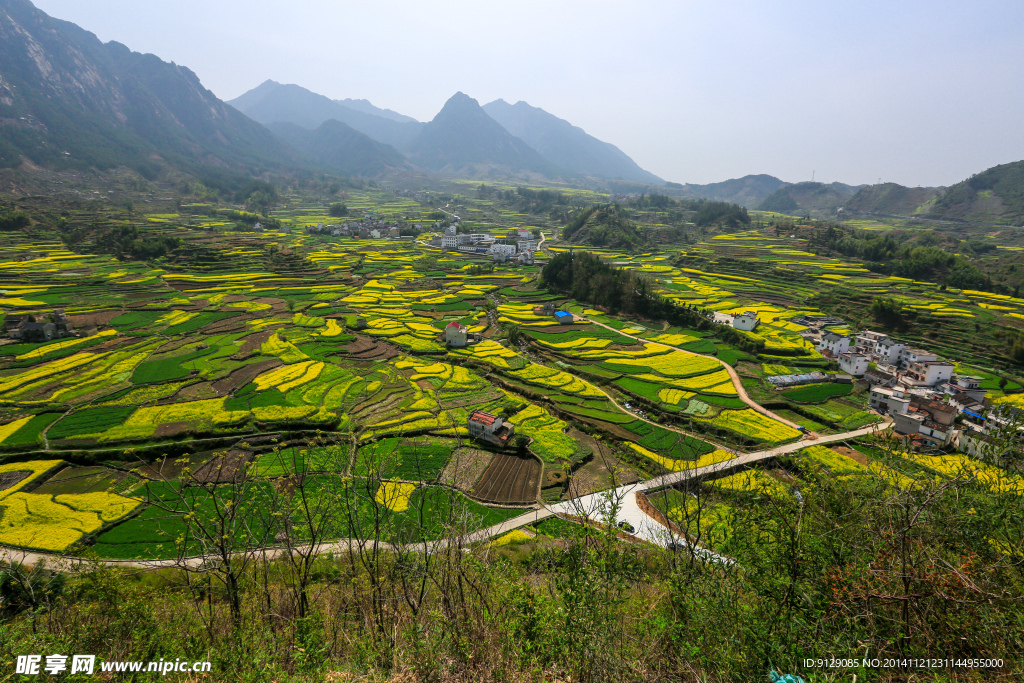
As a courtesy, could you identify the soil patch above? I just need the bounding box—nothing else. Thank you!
[154,421,192,439]
[831,445,869,466]
[234,330,274,358]
[212,359,283,394]
[193,449,253,483]
[343,336,401,361]
[565,442,640,499]
[0,470,31,492]
[439,448,494,490]
[70,309,122,328]
[472,452,541,505]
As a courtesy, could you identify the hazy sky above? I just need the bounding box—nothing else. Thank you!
[33,0,1024,187]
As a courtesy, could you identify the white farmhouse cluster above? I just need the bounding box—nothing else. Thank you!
[811,328,1019,451]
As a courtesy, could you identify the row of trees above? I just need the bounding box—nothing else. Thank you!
[3,423,1023,680]
[805,224,1008,292]
[540,251,713,329]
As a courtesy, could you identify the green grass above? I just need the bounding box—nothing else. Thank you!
[1,413,63,448]
[782,383,852,403]
[49,406,135,439]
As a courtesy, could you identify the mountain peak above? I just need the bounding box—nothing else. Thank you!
[406,92,556,175]
[482,99,662,184]
[437,91,480,114]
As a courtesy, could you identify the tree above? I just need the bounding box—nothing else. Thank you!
[328,203,348,218]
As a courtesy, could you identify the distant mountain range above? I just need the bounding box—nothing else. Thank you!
[3,0,1023,224]
[228,81,662,182]
[481,99,662,184]
[266,120,409,176]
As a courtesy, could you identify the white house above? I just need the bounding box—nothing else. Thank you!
[732,311,760,331]
[854,330,887,355]
[904,360,955,387]
[837,352,870,376]
[441,235,471,250]
[369,229,382,239]
[817,332,850,355]
[467,410,515,447]
[899,347,938,366]
[875,336,906,364]
[518,250,534,265]
[490,243,517,257]
[869,385,910,415]
[517,229,532,239]
[517,240,538,253]
[444,321,468,347]
[445,225,457,236]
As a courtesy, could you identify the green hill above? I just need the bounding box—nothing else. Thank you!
[561,204,645,250]
[757,181,862,216]
[927,160,1024,225]
[843,182,940,216]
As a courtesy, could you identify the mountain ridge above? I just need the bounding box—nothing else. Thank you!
[0,0,299,175]
[482,99,662,184]
[228,81,424,149]
[404,92,561,177]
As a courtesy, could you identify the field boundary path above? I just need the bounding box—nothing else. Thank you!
[0,424,889,572]
[586,318,808,432]
[547,421,890,548]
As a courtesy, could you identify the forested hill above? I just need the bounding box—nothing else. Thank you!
[0,0,299,175]
[844,182,940,216]
[926,160,1024,225]
[562,198,749,251]
[561,204,645,250]
[756,181,862,215]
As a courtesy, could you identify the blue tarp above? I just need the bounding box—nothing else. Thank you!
[963,410,986,420]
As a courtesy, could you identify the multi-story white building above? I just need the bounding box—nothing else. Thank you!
[869,385,910,415]
[899,347,938,366]
[837,352,870,376]
[904,360,955,387]
[490,243,517,257]
[444,321,468,347]
[875,336,906,364]
[854,330,888,355]
[817,332,850,355]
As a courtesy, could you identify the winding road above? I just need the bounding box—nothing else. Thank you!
[0,422,890,572]
[585,318,807,431]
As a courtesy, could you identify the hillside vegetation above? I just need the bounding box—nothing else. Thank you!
[928,160,1024,225]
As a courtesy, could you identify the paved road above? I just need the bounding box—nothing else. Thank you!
[1,423,888,572]
[586,319,807,432]
[548,422,890,548]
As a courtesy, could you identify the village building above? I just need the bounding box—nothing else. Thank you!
[444,321,468,347]
[899,347,938,366]
[836,352,870,376]
[875,336,907,364]
[817,332,850,355]
[869,384,911,415]
[553,310,574,324]
[942,375,987,404]
[489,243,517,257]
[731,311,760,331]
[903,360,955,387]
[6,310,75,342]
[467,410,515,447]
[864,367,898,386]
[854,330,889,356]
